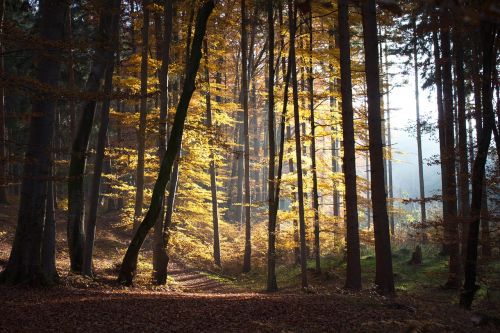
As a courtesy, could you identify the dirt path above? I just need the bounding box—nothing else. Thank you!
[168,262,237,293]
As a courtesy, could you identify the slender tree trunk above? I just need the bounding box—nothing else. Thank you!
[153,0,173,285]
[307,11,321,274]
[289,0,307,289]
[460,21,496,309]
[118,0,215,286]
[453,25,470,259]
[1,0,67,285]
[82,0,120,277]
[266,0,277,292]
[338,0,361,290]
[413,20,426,240]
[67,2,114,272]
[241,0,252,273]
[440,11,460,289]
[432,22,448,255]
[134,0,150,226]
[204,40,221,267]
[0,0,8,204]
[384,36,394,235]
[361,0,394,295]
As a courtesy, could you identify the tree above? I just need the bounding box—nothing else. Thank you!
[134,0,150,226]
[361,0,394,294]
[204,39,221,268]
[118,0,215,286]
[460,20,496,310]
[241,0,251,273]
[153,0,174,285]
[82,0,121,277]
[67,0,116,272]
[338,0,361,291]
[266,0,277,292]
[0,0,8,204]
[0,0,67,285]
[439,8,460,289]
[289,0,308,289]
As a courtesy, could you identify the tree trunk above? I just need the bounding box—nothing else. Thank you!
[413,20,426,240]
[241,0,251,273]
[338,0,361,290]
[307,11,321,274]
[41,129,58,282]
[204,40,221,268]
[460,21,496,309]
[134,0,150,226]
[361,0,394,295]
[266,0,277,292]
[1,0,67,285]
[440,11,460,289]
[431,20,448,256]
[82,0,120,277]
[453,25,470,259]
[289,0,307,289]
[152,0,173,286]
[67,2,114,272]
[0,0,8,204]
[117,0,214,286]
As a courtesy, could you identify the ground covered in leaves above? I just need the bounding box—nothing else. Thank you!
[1,205,499,332]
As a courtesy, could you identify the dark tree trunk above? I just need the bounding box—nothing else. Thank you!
[440,11,460,289]
[361,0,394,295]
[82,0,120,277]
[453,25,470,259]
[460,21,496,309]
[307,11,321,274]
[41,133,58,282]
[153,0,173,286]
[289,0,307,289]
[0,0,8,204]
[338,0,361,290]
[134,0,150,226]
[432,20,448,256]
[1,0,67,285]
[204,40,221,268]
[266,0,277,292]
[67,2,114,272]
[241,0,251,273]
[412,20,426,240]
[117,0,214,286]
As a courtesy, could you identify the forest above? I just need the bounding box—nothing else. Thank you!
[0,0,499,331]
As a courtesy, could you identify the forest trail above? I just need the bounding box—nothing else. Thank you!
[167,261,238,293]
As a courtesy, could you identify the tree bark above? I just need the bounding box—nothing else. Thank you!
[266,0,277,292]
[241,0,251,273]
[0,0,8,204]
[204,39,221,268]
[361,0,394,294]
[152,0,173,286]
[453,24,470,259]
[67,1,115,272]
[307,10,321,274]
[440,10,460,289]
[338,0,361,290]
[460,21,496,309]
[1,0,67,285]
[289,0,307,289]
[134,0,151,226]
[413,20,426,240]
[117,0,214,286]
[82,0,120,277]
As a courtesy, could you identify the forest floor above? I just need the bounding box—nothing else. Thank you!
[1,203,500,332]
